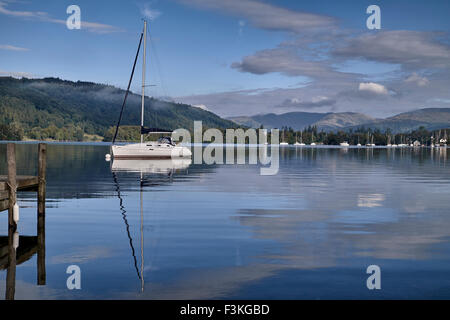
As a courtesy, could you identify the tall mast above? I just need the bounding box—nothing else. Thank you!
[140,172,144,292]
[141,20,147,144]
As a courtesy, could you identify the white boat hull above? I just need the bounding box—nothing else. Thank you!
[112,158,191,173]
[112,143,192,159]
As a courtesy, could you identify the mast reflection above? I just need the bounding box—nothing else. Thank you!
[111,158,191,293]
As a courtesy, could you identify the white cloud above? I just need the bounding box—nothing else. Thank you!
[141,3,161,21]
[179,0,337,33]
[358,82,388,95]
[238,19,246,36]
[231,47,354,81]
[334,31,450,69]
[0,1,48,18]
[0,44,29,51]
[432,98,450,104]
[193,104,209,111]
[279,96,336,110]
[0,69,33,78]
[0,1,123,34]
[404,73,430,87]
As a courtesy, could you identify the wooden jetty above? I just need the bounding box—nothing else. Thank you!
[1,143,47,300]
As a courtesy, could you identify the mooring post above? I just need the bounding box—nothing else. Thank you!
[37,143,47,285]
[6,143,17,300]
[5,225,17,300]
[7,143,17,230]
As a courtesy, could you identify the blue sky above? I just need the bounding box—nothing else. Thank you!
[1,0,450,117]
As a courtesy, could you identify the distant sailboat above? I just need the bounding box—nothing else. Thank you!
[310,131,316,146]
[111,20,191,159]
[294,132,305,146]
[366,132,375,147]
[387,135,392,147]
[280,129,289,145]
[439,130,447,147]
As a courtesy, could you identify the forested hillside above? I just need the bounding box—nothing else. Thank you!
[0,77,236,141]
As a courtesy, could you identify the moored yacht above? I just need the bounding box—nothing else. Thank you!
[112,137,191,159]
[110,20,191,160]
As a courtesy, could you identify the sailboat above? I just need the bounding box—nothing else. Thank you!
[280,129,289,145]
[111,20,192,159]
[294,132,305,146]
[439,130,447,147]
[386,135,392,147]
[310,131,316,146]
[365,132,375,147]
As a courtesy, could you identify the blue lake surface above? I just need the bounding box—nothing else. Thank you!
[0,143,450,299]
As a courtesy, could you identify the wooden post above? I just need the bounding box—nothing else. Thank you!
[7,143,17,230]
[38,143,46,217]
[37,143,46,285]
[6,143,17,300]
[5,227,17,300]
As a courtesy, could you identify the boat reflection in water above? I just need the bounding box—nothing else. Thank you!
[111,158,191,293]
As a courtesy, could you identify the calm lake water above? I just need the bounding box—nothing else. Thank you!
[1,142,450,299]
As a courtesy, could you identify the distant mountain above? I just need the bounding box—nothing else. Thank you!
[313,112,376,131]
[0,77,236,141]
[228,108,450,133]
[347,108,450,133]
[226,116,262,128]
[229,112,326,130]
[229,111,375,131]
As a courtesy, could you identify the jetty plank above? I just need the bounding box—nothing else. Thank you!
[0,190,8,200]
[0,176,39,191]
[0,199,8,212]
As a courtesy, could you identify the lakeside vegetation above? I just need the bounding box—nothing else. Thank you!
[0,123,23,141]
[278,126,449,145]
[1,121,449,146]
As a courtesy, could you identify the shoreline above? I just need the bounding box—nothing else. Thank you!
[1,140,448,148]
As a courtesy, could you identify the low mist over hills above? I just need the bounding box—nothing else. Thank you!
[0,77,236,141]
[229,109,450,133]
